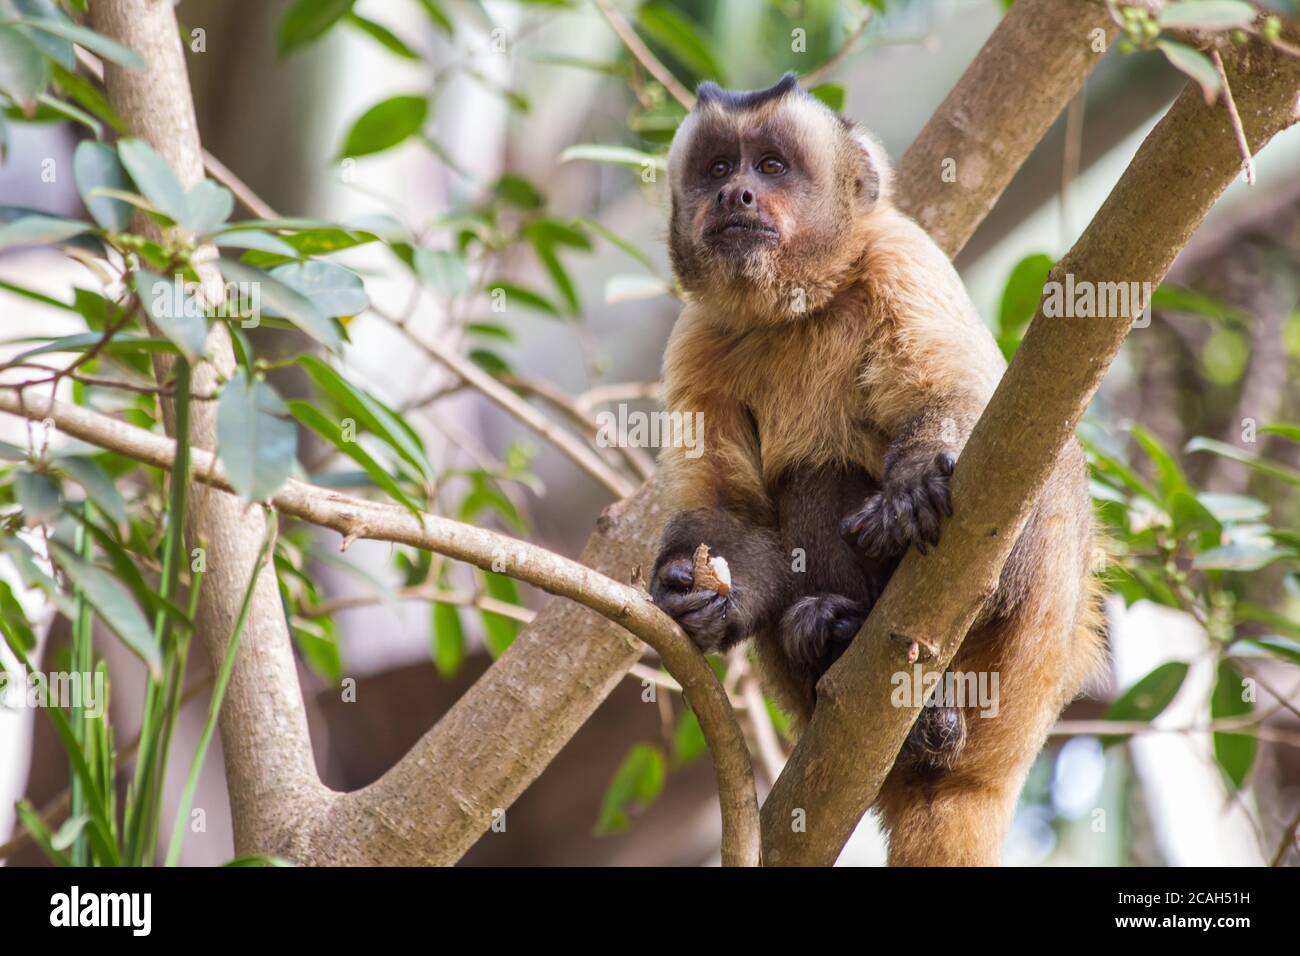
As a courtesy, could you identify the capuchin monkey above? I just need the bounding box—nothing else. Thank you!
[649,74,1106,866]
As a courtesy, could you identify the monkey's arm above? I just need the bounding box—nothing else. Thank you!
[651,319,794,651]
[846,244,1003,561]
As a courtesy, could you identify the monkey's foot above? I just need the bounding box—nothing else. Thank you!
[650,555,732,653]
[904,702,967,771]
[840,452,954,558]
[779,593,868,672]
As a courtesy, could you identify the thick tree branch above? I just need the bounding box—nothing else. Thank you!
[85,0,331,856]
[896,0,1120,254]
[759,37,1300,866]
[388,0,1129,866]
[0,387,760,865]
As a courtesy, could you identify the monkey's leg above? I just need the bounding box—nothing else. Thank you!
[875,515,1102,866]
[778,593,868,675]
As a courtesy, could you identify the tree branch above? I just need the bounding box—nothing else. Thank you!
[86,0,330,856]
[895,0,1121,254]
[759,36,1300,866]
[0,386,760,866]
[593,0,694,110]
[361,0,1132,866]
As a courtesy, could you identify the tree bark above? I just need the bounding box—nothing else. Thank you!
[87,0,332,854]
[759,37,1300,866]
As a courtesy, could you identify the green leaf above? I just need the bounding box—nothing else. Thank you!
[479,570,521,657]
[216,371,297,501]
[55,456,130,531]
[1210,660,1255,788]
[183,180,234,234]
[297,354,430,479]
[493,173,543,209]
[50,814,90,852]
[18,17,145,69]
[1127,422,1187,500]
[214,229,299,257]
[345,12,420,59]
[1193,542,1288,572]
[431,599,464,678]
[15,468,61,525]
[997,253,1053,357]
[1185,436,1300,488]
[595,743,666,835]
[808,83,845,112]
[133,269,208,362]
[287,399,421,513]
[577,215,658,273]
[279,0,355,53]
[117,138,189,223]
[1157,40,1221,103]
[0,214,90,250]
[73,141,132,232]
[415,0,454,34]
[1197,492,1268,524]
[1101,661,1188,745]
[559,143,667,173]
[223,854,294,866]
[0,25,50,109]
[485,280,561,318]
[339,94,428,158]
[7,0,74,68]
[414,247,469,297]
[1261,423,1300,443]
[50,539,160,675]
[1243,636,1300,666]
[636,2,722,82]
[0,580,36,654]
[15,800,70,866]
[1158,1,1256,29]
[269,259,368,318]
[290,617,343,682]
[219,259,342,353]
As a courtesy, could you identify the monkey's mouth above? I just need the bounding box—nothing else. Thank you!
[705,217,779,247]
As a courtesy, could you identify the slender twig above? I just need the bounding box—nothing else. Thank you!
[798,12,872,87]
[1211,49,1255,185]
[302,585,535,623]
[1271,803,1300,867]
[593,0,694,110]
[0,387,761,866]
[371,312,638,498]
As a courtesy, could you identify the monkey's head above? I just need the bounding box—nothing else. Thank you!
[666,72,891,324]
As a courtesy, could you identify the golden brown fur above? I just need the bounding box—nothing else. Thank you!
[651,75,1106,866]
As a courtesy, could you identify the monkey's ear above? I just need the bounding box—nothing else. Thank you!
[846,124,892,205]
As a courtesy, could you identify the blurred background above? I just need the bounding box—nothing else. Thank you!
[1,0,1299,866]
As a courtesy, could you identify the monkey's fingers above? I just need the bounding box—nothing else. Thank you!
[652,556,696,596]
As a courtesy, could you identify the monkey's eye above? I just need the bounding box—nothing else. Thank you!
[707,159,732,179]
[757,156,787,176]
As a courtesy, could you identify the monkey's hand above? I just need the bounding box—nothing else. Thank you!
[840,451,954,558]
[650,555,733,653]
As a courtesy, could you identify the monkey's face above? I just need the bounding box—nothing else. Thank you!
[666,74,888,323]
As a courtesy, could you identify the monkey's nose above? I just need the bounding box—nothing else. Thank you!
[739,188,754,207]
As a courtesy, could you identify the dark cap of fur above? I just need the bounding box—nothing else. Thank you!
[695,72,803,112]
